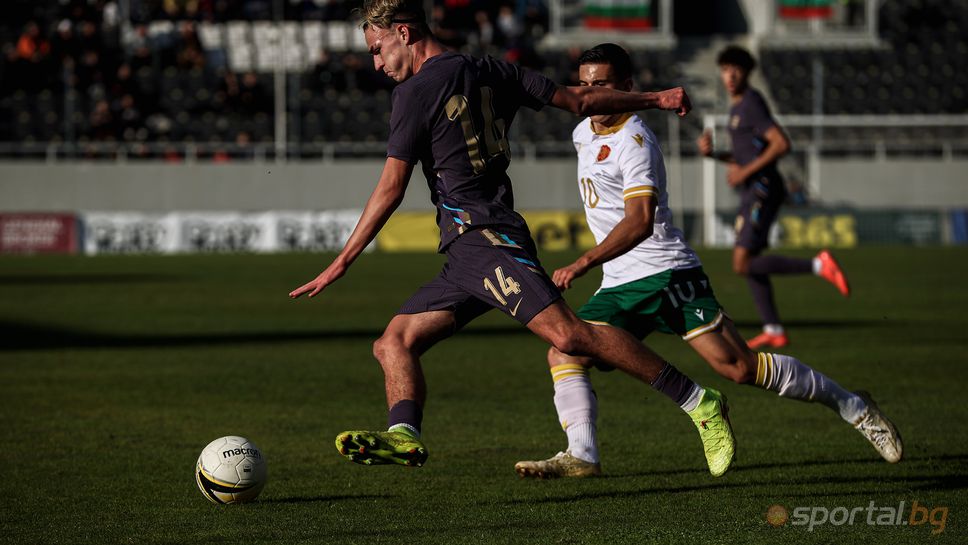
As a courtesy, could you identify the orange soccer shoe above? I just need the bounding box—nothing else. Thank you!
[816,250,851,297]
[747,331,789,350]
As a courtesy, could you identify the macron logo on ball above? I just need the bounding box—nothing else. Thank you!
[222,447,262,459]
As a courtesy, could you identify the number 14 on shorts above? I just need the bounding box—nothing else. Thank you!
[483,266,521,306]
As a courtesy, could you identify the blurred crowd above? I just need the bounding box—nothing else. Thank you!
[0,0,551,153]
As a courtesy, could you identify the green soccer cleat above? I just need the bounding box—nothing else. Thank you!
[514,451,602,479]
[335,430,428,467]
[687,388,736,477]
[852,391,903,463]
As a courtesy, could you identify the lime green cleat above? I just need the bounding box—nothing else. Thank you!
[686,388,736,477]
[514,451,602,479]
[335,430,428,467]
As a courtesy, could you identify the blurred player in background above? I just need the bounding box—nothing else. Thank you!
[289,0,738,476]
[514,44,902,479]
[698,45,850,350]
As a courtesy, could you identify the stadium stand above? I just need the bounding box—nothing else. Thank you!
[758,0,967,154]
[0,0,964,159]
[762,1,967,115]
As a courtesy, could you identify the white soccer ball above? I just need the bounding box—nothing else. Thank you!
[195,436,267,504]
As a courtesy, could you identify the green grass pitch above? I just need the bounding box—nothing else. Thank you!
[1,247,966,544]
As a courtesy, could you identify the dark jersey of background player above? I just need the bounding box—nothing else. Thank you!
[728,85,788,239]
[386,51,556,252]
[728,87,785,184]
[700,45,850,351]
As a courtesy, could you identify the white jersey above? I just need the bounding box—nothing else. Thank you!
[573,113,700,289]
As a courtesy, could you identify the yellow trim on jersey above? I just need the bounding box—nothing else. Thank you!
[622,185,656,196]
[583,319,612,326]
[622,185,657,201]
[681,310,725,341]
[590,113,634,136]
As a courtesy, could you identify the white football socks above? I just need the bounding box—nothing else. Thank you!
[764,323,785,335]
[387,423,420,438]
[755,352,867,424]
[550,363,599,464]
[680,383,705,413]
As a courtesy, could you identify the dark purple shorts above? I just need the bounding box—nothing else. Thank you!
[398,227,562,327]
[735,170,786,253]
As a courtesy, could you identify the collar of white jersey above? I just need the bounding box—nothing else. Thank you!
[590,113,634,136]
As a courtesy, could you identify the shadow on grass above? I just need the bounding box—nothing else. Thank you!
[0,273,185,285]
[599,456,886,480]
[260,493,391,504]
[730,318,899,329]
[735,452,968,476]
[305,519,550,540]
[0,320,531,351]
[505,473,968,506]
[743,475,968,500]
[0,315,900,352]
[601,453,968,481]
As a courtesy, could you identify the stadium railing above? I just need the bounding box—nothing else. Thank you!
[700,113,968,246]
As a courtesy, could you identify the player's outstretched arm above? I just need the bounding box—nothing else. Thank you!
[551,85,691,118]
[552,195,657,290]
[289,157,414,299]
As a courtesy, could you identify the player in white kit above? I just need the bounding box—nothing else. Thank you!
[514,44,903,479]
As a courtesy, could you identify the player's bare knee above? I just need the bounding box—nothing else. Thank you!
[726,356,758,384]
[707,351,754,383]
[550,337,577,356]
[372,332,406,363]
[546,346,564,368]
[730,362,757,384]
[560,323,601,356]
[545,346,576,367]
[732,251,751,275]
[535,318,579,356]
[547,330,584,357]
[371,335,389,363]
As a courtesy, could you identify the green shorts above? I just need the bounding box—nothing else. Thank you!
[578,267,724,341]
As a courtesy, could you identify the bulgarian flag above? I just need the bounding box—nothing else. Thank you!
[584,0,653,30]
[779,0,833,19]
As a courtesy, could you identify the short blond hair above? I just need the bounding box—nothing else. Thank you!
[357,0,428,31]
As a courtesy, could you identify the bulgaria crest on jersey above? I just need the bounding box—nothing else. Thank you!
[596,145,611,162]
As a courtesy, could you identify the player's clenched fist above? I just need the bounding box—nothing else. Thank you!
[657,87,691,117]
[697,129,713,157]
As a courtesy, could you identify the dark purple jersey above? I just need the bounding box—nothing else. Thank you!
[727,87,778,169]
[385,51,557,252]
